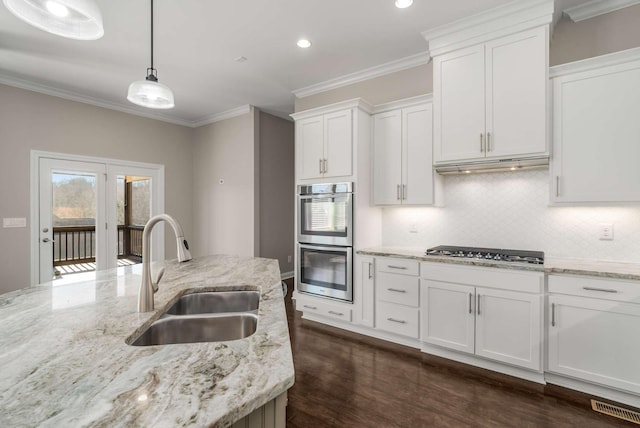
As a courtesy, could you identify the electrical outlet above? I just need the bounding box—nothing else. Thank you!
[287,255,292,263]
[599,223,614,240]
[409,223,418,233]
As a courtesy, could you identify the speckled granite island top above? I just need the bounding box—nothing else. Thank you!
[0,255,294,428]
[358,247,640,281]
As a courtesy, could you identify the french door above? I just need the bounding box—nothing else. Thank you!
[32,151,164,285]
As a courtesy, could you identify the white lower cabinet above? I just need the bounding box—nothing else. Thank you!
[295,294,352,323]
[355,255,375,328]
[374,257,420,339]
[548,275,640,395]
[421,263,543,371]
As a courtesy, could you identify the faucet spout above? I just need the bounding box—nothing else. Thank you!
[138,214,192,312]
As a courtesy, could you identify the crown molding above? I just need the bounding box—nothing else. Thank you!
[0,73,196,127]
[191,105,253,127]
[290,98,373,120]
[292,52,431,99]
[372,94,433,114]
[564,0,640,22]
[422,0,553,57]
[549,46,640,77]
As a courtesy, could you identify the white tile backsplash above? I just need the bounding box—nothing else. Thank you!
[382,169,640,262]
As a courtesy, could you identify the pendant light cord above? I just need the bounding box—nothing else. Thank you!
[150,0,154,71]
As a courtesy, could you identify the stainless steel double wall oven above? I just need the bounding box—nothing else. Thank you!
[297,182,353,302]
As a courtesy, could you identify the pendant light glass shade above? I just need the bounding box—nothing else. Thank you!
[3,0,104,40]
[127,78,175,109]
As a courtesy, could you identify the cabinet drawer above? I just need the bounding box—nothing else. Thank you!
[376,272,419,307]
[377,258,419,276]
[297,296,352,322]
[375,301,419,338]
[549,275,640,303]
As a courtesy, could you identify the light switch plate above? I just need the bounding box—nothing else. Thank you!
[3,217,27,228]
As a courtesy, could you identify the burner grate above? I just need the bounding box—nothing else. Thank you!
[425,245,544,265]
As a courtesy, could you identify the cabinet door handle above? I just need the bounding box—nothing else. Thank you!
[477,294,481,315]
[480,133,484,152]
[402,184,407,200]
[583,287,618,293]
[397,184,401,201]
[368,262,373,279]
[319,159,323,174]
[551,303,556,327]
[469,293,473,314]
[487,132,492,152]
[323,159,328,174]
[387,265,407,270]
[303,305,318,310]
[556,176,560,197]
[387,288,407,293]
[328,310,344,316]
[387,317,407,324]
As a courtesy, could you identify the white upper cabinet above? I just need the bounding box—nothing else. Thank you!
[373,97,438,206]
[424,0,553,165]
[433,26,548,163]
[296,109,352,180]
[550,48,640,203]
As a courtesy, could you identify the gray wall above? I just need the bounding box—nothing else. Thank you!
[295,5,640,113]
[550,4,640,66]
[258,112,295,276]
[0,84,194,294]
[192,110,258,258]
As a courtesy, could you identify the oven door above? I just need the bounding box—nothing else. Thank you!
[298,193,353,246]
[297,244,353,302]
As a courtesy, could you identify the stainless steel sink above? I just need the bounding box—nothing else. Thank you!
[130,314,258,346]
[129,290,260,346]
[165,290,259,315]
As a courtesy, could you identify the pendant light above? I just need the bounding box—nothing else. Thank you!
[127,0,175,109]
[3,0,104,40]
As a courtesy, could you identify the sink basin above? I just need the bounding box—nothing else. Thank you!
[165,290,259,315]
[130,314,258,346]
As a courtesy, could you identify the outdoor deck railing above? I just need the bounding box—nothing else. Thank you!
[52,225,144,265]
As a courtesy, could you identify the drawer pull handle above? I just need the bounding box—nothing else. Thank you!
[387,288,407,293]
[387,265,407,270]
[583,287,618,293]
[387,317,407,324]
[551,303,556,327]
[303,305,318,310]
[328,310,344,316]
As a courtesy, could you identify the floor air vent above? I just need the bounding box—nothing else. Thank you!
[591,399,640,424]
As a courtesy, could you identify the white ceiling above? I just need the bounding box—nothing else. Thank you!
[0,0,588,126]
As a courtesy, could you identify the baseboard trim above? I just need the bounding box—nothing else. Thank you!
[545,373,640,409]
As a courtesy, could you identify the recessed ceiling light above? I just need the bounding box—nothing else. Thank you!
[395,0,413,8]
[297,39,312,48]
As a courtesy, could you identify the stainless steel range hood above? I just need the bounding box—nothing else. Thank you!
[435,157,549,175]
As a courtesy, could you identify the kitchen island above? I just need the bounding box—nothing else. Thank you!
[0,255,294,427]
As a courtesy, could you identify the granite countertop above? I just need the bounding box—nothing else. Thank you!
[0,255,294,427]
[357,247,640,281]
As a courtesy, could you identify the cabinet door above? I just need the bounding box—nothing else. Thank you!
[324,109,353,178]
[355,256,375,328]
[475,288,541,370]
[433,44,486,162]
[403,104,434,205]
[551,60,640,202]
[548,295,640,394]
[421,280,475,354]
[297,116,324,180]
[373,110,403,205]
[485,27,547,159]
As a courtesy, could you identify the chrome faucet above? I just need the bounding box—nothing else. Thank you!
[138,214,192,312]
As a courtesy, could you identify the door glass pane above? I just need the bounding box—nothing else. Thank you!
[300,197,347,236]
[300,248,347,291]
[51,172,97,278]
[117,175,151,266]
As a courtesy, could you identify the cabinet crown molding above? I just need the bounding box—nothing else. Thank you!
[549,46,640,78]
[371,94,433,115]
[422,0,553,57]
[564,0,640,22]
[290,98,373,120]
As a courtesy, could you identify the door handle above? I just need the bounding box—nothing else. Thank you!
[487,132,492,152]
[397,184,401,201]
[323,159,328,174]
[42,238,53,243]
[477,294,481,315]
[402,184,406,200]
[469,293,473,314]
[480,133,484,152]
[368,262,373,279]
[319,159,323,174]
[551,303,556,327]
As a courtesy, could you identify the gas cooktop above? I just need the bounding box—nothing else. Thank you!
[425,245,544,265]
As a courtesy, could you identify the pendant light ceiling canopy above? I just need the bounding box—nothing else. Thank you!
[3,0,104,40]
[127,0,175,110]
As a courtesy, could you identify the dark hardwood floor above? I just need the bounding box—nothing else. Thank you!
[282,280,637,428]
